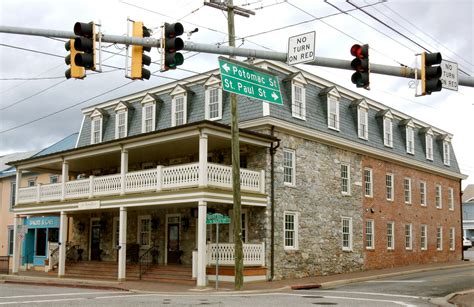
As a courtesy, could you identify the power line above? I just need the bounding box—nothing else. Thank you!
[0,76,64,81]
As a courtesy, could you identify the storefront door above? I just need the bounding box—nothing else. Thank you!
[90,219,101,261]
[167,216,180,264]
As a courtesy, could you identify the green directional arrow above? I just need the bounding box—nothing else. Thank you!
[218,57,283,105]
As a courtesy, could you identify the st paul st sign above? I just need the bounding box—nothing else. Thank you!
[218,57,283,105]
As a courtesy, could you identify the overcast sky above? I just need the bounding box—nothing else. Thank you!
[0,0,473,188]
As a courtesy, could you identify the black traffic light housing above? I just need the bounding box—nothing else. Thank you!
[131,21,152,80]
[161,22,184,71]
[350,44,370,90]
[421,52,442,95]
[73,22,96,70]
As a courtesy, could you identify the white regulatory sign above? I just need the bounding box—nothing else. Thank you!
[440,60,458,91]
[287,31,316,66]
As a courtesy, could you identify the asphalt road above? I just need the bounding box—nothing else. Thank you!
[0,266,472,306]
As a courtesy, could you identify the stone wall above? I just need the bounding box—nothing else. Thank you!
[271,130,364,280]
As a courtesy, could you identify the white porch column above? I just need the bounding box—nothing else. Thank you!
[58,211,68,277]
[118,207,127,281]
[198,132,208,188]
[12,215,22,274]
[15,169,22,206]
[61,160,69,201]
[120,149,128,195]
[197,201,207,287]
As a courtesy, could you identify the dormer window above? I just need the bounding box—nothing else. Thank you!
[90,108,105,144]
[114,101,130,139]
[443,138,451,166]
[405,121,415,155]
[170,84,191,127]
[328,96,340,130]
[352,99,369,140]
[204,75,222,121]
[383,115,393,147]
[140,93,159,133]
[425,129,433,160]
[284,72,307,120]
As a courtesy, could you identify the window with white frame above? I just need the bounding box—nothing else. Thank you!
[364,168,373,197]
[8,228,14,255]
[50,175,59,184]
[449,227,455,251]
[328,96,339,130]
[404,178,412,204]
[10,181,16,209]
[115,111,127,139]
[91,117,102,144]
[142,103,155,133]
[342,217,352,251]
[420,181,427,206]
[421,224,427,250]
[437,226,443,250]
[292,84,306,120]
[172,95,187,126]
[358,106,368,139]
[443,140,451,166]
[406,126,415,154]
[341,163,350,195]
[448,187,454,211]
[425,132,433,160]
[284,212,298,250]
[387,222,395,250]
[386,173,394,201]
[383,116,393,147]
[365,219,374,249]
[27,178,36,187]
[205,86,222,120]
[436,184,442,209]
[138,216,151,246]
[405,223,412,250]
[229,209,248,243]
[283,149,295,186]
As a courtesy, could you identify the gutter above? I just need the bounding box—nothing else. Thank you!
[270,125,280,281]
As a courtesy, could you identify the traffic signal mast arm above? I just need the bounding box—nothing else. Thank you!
[1,25,473,87]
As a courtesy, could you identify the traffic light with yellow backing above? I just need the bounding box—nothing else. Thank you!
[65,39,85,79]
[421,52,442,95]
[131,21,152,80]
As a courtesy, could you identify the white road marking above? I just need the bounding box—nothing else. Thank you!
[0,291,127,299]
[366,280,425,283]
[302,290,428,300]
[318,295,417,307]
[0,298,87,305]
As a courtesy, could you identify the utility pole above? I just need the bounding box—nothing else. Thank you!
[204,0,254,290]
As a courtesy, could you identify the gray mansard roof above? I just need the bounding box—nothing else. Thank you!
[76,60,461,175]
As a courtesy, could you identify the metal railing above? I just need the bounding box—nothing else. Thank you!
[138,245,159,280]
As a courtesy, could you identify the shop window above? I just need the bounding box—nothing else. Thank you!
[36,228,47,257]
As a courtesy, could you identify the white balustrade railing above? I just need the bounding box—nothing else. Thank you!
[93,174,121,196]
[39,182,62,201]
[207,242,265,267]
[18,186,37,204]
[162,163,199,189]
[125,168,157,193]
[17,162,265,204]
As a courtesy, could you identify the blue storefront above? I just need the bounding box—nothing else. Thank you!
[22,216,60,267]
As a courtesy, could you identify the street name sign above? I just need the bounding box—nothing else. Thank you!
[287,31,316,65]
[218,57,283,105]
[206,213,231,224]
[440,60,458,91]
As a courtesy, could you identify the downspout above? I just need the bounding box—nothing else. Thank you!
[460,179,464,261]
[270,125,280,280]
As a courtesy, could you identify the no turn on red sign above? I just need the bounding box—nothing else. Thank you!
[287,31,316,66]
[440,60,458,91]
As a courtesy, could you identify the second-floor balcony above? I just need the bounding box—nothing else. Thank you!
[17,162,265,205]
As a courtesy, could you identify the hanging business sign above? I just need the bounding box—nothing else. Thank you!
[25,216,60,228]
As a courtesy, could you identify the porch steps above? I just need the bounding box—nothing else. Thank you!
[141,265,195,285]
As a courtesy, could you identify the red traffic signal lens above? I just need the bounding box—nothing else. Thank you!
[351,44,368,58]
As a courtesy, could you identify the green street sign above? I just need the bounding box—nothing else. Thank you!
[206,213,231,224]
[218,57,283,105]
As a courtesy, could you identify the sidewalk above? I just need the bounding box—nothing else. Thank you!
[1,260,473,295]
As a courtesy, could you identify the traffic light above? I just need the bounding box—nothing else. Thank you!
[161,22,184,71]
[350,44,370,89]
[421,52,442,95]
[130,22,151,80]
[65,39,85,79]
[73,22,96,71]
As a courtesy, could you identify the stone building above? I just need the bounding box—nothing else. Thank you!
[7,60,465,285]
